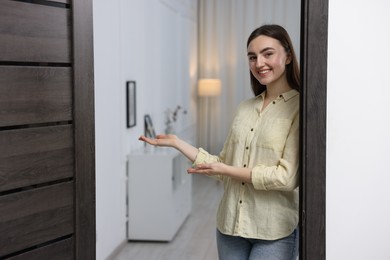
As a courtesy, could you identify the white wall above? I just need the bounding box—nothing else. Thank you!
[93,0,197,259]
[93,0,125,258]
[327,1,390,259]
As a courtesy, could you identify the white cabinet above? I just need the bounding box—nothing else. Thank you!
[126,147,192,241]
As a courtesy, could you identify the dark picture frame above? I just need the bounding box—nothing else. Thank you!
[126,81,136,128]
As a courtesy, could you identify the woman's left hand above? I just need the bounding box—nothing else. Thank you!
[188,163,253,183]
[187,162,226,176]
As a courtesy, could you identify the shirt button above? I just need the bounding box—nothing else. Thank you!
[243,164,247,167]
[240,200,242,204]
[251,128,254,131]
[272,101,276,104]
[242,182,245,186]
[279,95,283,98]
[246,146,249,150]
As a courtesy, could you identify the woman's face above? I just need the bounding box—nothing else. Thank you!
[247,35,291,87]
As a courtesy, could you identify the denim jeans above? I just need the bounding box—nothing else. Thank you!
[216,228,299,260]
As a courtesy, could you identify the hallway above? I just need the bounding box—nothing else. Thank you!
[110,175,224,260]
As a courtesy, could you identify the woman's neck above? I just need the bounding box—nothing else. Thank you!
[265,77,292,101]
[259,73,292,112]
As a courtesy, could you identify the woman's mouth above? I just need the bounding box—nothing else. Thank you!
[258,69,271,76]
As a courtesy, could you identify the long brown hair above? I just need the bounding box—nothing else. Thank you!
[247,24,300,96]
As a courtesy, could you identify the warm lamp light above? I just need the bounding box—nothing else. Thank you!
[198,79,221,97]
[197,78,221,152]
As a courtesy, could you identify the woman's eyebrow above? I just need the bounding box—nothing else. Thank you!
[247,47,275,56]
[260,47,275,53]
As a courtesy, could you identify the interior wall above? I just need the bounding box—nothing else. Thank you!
[93,0,124,258]
[327,0,390,259]
[93,0,197,259]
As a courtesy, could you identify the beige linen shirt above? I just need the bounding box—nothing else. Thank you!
[193,89,299,240]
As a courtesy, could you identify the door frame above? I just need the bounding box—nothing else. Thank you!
[72,0,329,258]
[72,0,96,259]
[300,0,328,259]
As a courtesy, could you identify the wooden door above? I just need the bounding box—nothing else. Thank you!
[0,0,95,259]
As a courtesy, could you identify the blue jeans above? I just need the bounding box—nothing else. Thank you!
[216,228,299,260]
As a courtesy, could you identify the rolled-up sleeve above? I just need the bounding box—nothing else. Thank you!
[192,148,225,181]
[193,148,221,165]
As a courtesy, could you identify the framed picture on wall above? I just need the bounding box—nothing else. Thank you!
[126,81,136,128]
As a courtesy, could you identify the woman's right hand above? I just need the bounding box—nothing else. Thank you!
[138,134,179,148]
[139,134,199,162]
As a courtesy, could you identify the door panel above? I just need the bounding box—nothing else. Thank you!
[0,1,71,63]
[0,66,72,127]
[0,182,74,256]
[0,126,73,192]
[6,238,74,260]
[49,0,70,4]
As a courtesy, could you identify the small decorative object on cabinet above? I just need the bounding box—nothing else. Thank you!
[126,134,193,241]
[144,114,156,138]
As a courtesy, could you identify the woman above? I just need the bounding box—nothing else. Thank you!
[139,24,300,260]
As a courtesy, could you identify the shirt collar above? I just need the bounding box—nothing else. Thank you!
[281,89,299,101]
[259,89,299,102]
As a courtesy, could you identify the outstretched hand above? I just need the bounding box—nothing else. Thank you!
[138,134,178,148]
[187,162,226,176]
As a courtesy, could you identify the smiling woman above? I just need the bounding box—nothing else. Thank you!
[198,1,328,258]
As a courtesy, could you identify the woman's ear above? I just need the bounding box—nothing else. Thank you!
[286,54,292,65]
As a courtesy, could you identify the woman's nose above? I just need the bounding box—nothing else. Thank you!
[256,57,265,67]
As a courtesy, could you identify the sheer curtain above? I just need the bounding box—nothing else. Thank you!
[197,0,300,154]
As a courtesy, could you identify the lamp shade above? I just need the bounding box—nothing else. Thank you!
[198,79,221,97]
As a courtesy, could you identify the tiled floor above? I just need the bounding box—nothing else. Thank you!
[110,175,224,260]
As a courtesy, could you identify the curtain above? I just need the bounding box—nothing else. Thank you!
[197,0,301,154]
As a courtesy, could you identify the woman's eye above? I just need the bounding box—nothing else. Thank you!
[248,56,256,61]
[264,52,273,58]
